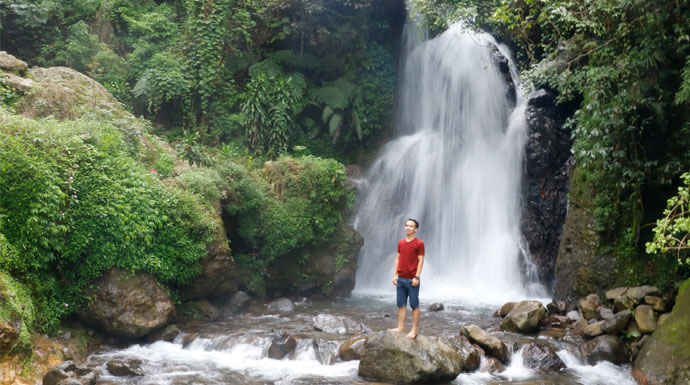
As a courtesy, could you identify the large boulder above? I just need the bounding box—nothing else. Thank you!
[578,294,601,320]
[579,335,627,365]
[313,314,369,335]
[181,227,238,300]
[521,88,573,287]
[461,324,509,363]
[521,342,565,371]
[606,286,660,312]
[268,224,363,297]
[0,51,28,74]
[501,300,546,334]
[601,309,632,334]
[634,305,657,334]
[79,268,174,338]
[634,278,690,385]
[553,167,618,302]
[446,335,481,371]
[358,331,464,384]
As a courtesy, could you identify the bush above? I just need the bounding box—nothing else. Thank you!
[0,110,216,332]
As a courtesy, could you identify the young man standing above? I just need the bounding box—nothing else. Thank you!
[391,218,425,339]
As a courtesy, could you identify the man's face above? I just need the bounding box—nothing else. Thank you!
[405,220,417,236]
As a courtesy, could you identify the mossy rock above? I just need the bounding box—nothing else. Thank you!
[634,278,690,384]
[0,270,36,354]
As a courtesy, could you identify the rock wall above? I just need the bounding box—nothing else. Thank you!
[521,89,572,288]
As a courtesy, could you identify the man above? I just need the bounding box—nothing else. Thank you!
[390,218,425,339]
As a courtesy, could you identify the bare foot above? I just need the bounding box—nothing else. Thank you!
[388,327,403,333]
[406,330,418,339]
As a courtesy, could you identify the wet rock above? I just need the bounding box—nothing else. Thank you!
[523,88,573,289]
[267,298,294,313]
[634,278,690,385]
[500,300,546,334]
[313,313,368,335]
[634,305,657,333]
[358,331,464,384]
[147,324,181,343]
[598,306,614,320]
[446,335,481,371]
[601,309,632,334]
[106,359,144,377]
[229,291,251,312]
[0,51,28,74]
[182,231,238,300]
[489,45,516,107]
[629,334,648,361]
[0,320,21,355]
[428,303,444,312]
[545,314,569,328]
[44,361,96,385]
[579,335,626,365]
[79,268,174,338]
[571,318,588,336]
[582,321,604,338]
[43,363,71,385]
[483,357,506,374]
[546,300,567,315]
[177,299,220,322]
[521,343,565,371]
[338,335,367,361]
[578,294,601,320]
[497,302,517,317]
[268,332,297,359]
[537,328,566,339]
[644,295,666,312]
[461,324,509,364]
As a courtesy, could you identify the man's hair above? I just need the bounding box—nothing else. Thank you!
[406,218,419,229]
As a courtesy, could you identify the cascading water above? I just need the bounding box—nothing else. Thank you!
[353,10,547,303]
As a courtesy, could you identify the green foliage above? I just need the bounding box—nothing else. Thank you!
[133,52,191,114]
[0,78,22,107]
[647,172,690,266]
[0,110,216,332]
[38,20,100,72]
[242,70,305,158]
[0,269,36,353]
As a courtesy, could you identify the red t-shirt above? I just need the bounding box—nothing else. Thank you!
[397,238,425,279]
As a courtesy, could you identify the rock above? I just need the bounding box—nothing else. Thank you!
[0,320,21,355]
[644,295,666,312]
[0,51,28,74]
[497,302,517,317]
[553,167,617,303]
[626,321,642,340]
[79,268,174,338]
[181,230,238,300]
[1,72,33,92]
[446,335,481,371]
[500,300,546,334]
[566,310,581,322]
[578,294,601,320]
[630,335,648,361]
[267,298,294,313]
[146,324,181,343]
[312,314,368,335]
[428,303,444,312]
[607,286,660,312]
[338,335,367,361]
[489,45,516,107]
[461,324,509,364]
[657,312,671,326]
[583,321,604,338]
[483,357,506,373]
[267,332,297,359]
[106,359,144,376]
[546,300,567,315]
[601,309,632,334]
[579,335,626,365]
[634,278,690,385]
[545,314,569,328]
[598,306,614,320]
[521,343,566,371]
[43,362,71,385]
[229,291,251,312]
[634,305,657,334]
[571,318,588,336]
[523,88,573,289]
[177,299,220,322]
[44,361,96,385]
[358,331,464,384]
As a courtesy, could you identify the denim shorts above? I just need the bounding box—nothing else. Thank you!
[396,277,420,309]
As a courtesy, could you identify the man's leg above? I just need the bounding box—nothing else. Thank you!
[407,282,420,339]
[390,278,409,332]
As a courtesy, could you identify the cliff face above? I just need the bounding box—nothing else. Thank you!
[521,89,572,289]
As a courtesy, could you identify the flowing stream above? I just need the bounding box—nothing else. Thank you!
[352,12,546,303]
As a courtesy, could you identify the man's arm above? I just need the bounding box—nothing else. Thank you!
[392,252,400,286]
[412,254,424,287]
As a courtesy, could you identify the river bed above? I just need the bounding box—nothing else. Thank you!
[83,295,637,385]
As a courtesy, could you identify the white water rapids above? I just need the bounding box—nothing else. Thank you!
[353,14,547,304]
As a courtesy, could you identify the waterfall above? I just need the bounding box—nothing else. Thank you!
[352,11,547,303]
